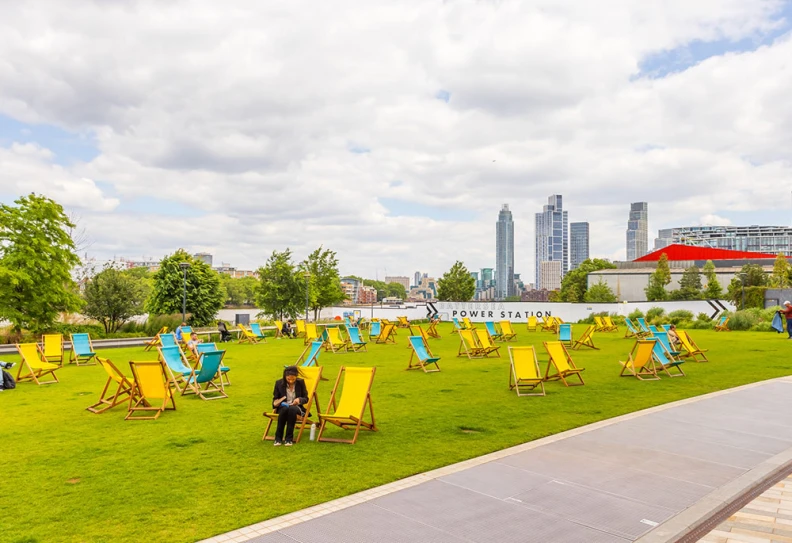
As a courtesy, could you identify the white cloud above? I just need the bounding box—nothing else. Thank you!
[0,0,790,281]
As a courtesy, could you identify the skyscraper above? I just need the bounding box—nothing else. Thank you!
[535,195,568,289]
[414,271,421,288]
[570,222,590,270]
[495,204,515,299]
[626,202,648,260]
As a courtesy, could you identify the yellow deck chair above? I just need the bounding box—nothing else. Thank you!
[304,323,320,345]
[396,316,410,328]
[462,317,476,330]
[499,320,517,341]
[593,316,606,332]
[375,323,396,344]
[426,321,441,339]
[619,340,660,380]
[41,333,64,366]
[572,325,598,350]
[543,341,585,386]
[274,321,284,338]
[678,330,709,362]
[295,319,306,338]
[324,327,350,353]
[603,316,619,332]
[317,366,377,444]
[126,360,176,420]
[475,329,501,358]
[16,343,60,385]
[508,346,545,396]
[87,357,137,413]
[409,325,434,356]
[457,329,484,358]
[237,324,259,344]
[527,316,538,332]
[263,365,324,442]
[143,326,168,351]
[541,316,559,333]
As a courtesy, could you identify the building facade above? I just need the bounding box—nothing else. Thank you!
[193,252,213,266]
[535,195,568,289]
[570,222,590,270]
[384,276,411,292]
[653,225,792,255]
[340,277,361,304]
[626,202,648,260]
[540,260,562,290]
[358,285,377,304]
[414,271,421,288]
[496,204,515,299]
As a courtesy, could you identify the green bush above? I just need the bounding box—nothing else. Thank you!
[628,309,644,320]
[608,314,626,325]
[750,321,775,332]
[581,311,609,325]
[668,310,694,325]
[728,311,759,331]
[645,307,665,323]
[690,319,714,330]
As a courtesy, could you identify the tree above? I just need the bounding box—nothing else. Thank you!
[702,260,723,299]
[726,264,768,309]
[645,253,671,301]
[437,261,475,301]
[146,249,224,326]
[220,274,260,307]
[770,253,791,288]
[83,265,149,333]
[301,247,344,320]
[671,265,702,300]
[363,279,388,301]
[558,258,617,302]
[385,282,407,300]
[0,194,83,333]
[584,280,617,302]
[256,249,303,319]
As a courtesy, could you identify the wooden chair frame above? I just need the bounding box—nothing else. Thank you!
[543,341,585,386]
[69,333,98,366]
[474,329,501,358]
[262,366,324,442]
[126,360,176,420]
[324,327,350,353]
[375,323,397,344]
[407,336,441,373]
[143,326,168,351]
[499,320,517,341]
[317,366,377,444]
[650,338,686,377]
[619,340,661,381]
[304,323,320,346]
[603,316,619,332]
[16,343,60,385]
[484,321,503,342]
[296,341,323,367]
[181,350,228,400]
[87,357,137,413]
[396,316,411,328]
[408,325,434,357]
[462,317,476,330]
[41,333,64,366]
[426,321,441,339]
[250,323,269,343]
[457,329,484,359]
[572,325,598,350]
[508,346,546,396]
[346,326,368,353]
[196,343,231,386]
[678,330,710,362]
[237,324,259,344]
[715,315,730,332]
[526,316,538,332]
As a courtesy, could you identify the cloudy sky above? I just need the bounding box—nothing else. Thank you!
[1,1,791,282]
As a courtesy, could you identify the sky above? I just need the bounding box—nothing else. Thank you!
[1,0,791,283]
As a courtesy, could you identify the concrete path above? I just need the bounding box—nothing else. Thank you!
[202,378,792,543]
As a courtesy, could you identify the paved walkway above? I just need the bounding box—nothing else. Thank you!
[201,378,792,543]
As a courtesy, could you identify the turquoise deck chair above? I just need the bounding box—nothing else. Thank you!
[636,318,651,334]
[654,331,681,356]
[649,324,660,334]
[408,336,440,373]
[181,325,193,334]
[347,327,368,352]
[344,317,353,329]
[558,323,572,345]
[369,321,382,340]
[452,318,463,331]
[69,333,97,365]
[159,333,177,348]
[158,345,193,391]
[661,324,671,331]
[624,318,644,338]
[183,350,227,399]
[296,341,323,367]
[196,343,230,385]
[649,336,685,377]
[485,322,502,341]
[250,323,266,339]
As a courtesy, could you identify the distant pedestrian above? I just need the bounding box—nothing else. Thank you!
[175,322,187,342]
[217,321,232,342]
[779,301,792,339]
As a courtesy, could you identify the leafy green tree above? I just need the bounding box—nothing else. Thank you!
[645,253,671,301]
[670,265,702,300]
[147,249,224,326]
[727,264,768,309]
[301,247,344,320]
[0,194,83,333]
[256,249,303,319]
[362,279,387,301]
[83,265,149,333]
[770,253,791,288]
[702,260,723,299]
[558,258,617,302]
[386,282,407,300]
[584,280,617,302]
[437,261,475,301]
[220,274,260,307]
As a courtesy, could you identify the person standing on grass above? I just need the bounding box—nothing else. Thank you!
[175,322,187,342]
[779,301,792,339]
[270,366,308,446]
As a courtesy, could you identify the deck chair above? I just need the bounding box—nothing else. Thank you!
[409,325,434,356]
[654,331,682,357]
[41,333,64,366]
[541,316,559,333]
[69,333,97,365]
[485,321,502,341]
[426,321,441,339]
[250,323,268,342]
[274,321,284,338]
[715,315,730,332]
[593,316,607,332]
[648,324,660,334]
[182,350,228,400]
[263,365,324,442]
[543,341,585,386]
[475,329,501,358]
[181,325,194,335]
[619,340,661,380]
[296,341,323,367]
[237,324,260,344]
[295,319,306,338]
[158,345,194,392]
[508,346,545,397]
[457,329,484,358]
[527,315,538,332]
[126,360,176,420]
[408,336,441,372]
[649,337,685,377]
[624,318,646,339]
[661,324,671,332]
[572,325,598,350]
[347,327,368,352]
[317,366,377,444]
[452,318,463,331]
[304,323,320,345]
[375,323,396,344]
[159,332,178,348]
[603,316,619,332]
[87,357,137,413]
[396,316,410,328]
[558,323,573,346]
[678,330,709,362]
[325,327,350,353]
[344,317,353,329]
[196,343,231,386]
[499,320,517,341]
[636,318,651,335]
[368,321,382,341]
[143,326,168,351]
[16,343,60,385]
[462,317,475,330]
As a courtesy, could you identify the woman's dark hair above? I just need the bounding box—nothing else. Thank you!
[283,366,299,379]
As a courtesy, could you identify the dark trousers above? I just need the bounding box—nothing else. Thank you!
[787,319,792,338]
[219,331,232,342]
[275,406,304,441]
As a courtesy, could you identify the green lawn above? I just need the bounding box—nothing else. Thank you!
[2,324,790,543]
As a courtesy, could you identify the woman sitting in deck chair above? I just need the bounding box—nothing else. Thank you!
[270,366,309,447]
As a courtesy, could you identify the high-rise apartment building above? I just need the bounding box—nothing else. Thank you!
[193,252,213,266]
[495,204,515,299]
[540,261,562,290]
[384,276,411,292]
[654,225,792,255]
[480,268,494,289]
[535,195,568,289]
[626,202,648,260]
[570,222,590,270]
[414,271,421,288]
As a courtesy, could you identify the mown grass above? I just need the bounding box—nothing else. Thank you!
[2,324,790,542]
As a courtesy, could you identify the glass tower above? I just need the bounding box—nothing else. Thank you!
[535,195,568,289]
[626,202,648,260]
[570,222,590,270]
[495,204,515,299]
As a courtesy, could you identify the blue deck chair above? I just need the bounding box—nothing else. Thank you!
[452,318,463,331]
[159,333,178,348]
[296,341,323,367]
[344,317,353,330]
[661,324,671,332]
[182,350,228,400]
[347,327,368,352]
[648,324,660,334]
[407,336,441,373]
[649,336,685,377]
[485,321,502,341]
[250,323,267,341]
[624,318,645,339]
[69,333,97,365]
[181,325,193,334]
[158,345,193,392]
[196,343,230,386]
[369,321,382,341]
[636,318,651,334]
[558,323,573,346]
[653,331,682,356]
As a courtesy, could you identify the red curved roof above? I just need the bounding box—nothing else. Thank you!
[635,244,778,262]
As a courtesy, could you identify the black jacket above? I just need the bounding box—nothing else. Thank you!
[272,378,308,414]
